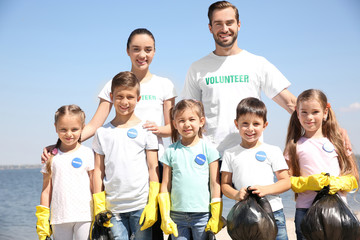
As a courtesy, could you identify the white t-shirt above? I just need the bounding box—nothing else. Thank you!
[92,121,158,213]
[220,143,288,212]
[41,145,94,224]
[98,74,177,158]
[182,50,290,155]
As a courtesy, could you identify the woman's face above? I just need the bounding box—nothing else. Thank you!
[127,33,155,71]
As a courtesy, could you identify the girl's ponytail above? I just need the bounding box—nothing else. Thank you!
[45,138,61,176]
[285,110,303,176]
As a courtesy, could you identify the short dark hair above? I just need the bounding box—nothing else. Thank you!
[111,71,140,96]
[208,1,239,25]
[236,97,267,123]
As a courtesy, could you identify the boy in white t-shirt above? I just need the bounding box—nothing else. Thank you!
[92,71,160,240]
[220,97,291,240]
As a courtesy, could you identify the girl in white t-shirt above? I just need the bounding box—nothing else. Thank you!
[158,99,223,240]
[36,105,94,240]
[285,89,359,240]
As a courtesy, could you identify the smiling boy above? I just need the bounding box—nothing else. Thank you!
[92,71,160,240]
[220,97,291,240]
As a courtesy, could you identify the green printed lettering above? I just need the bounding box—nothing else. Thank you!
[245,75,249,82]
[205,78,210,85]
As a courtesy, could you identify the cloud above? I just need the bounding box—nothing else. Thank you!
[340,102,360,112]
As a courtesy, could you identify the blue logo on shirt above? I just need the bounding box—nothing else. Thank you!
[72,158,82,168]
[255,151,267,162]
[127,128,138,139]
[195,154,206,165]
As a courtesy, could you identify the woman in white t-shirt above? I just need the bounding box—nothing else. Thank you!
[84,28,177,152]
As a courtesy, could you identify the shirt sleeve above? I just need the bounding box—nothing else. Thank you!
[205,142,221,164]
[260,57,291,99]
[268,146,289,172]
[98,80,112,103]
[86,147,95,171]
[162,77,177,101]
[145,130,159,150]
[159,147,172,167]
[220,151,232,173]
[92,130,105,155]
[182,65,202,100]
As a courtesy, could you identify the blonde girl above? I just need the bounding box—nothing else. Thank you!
[158,99,223,240]
[285,89,359,240]
[36,105,94,240]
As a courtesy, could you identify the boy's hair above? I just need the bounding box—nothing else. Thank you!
[47,104,86,175]
[111,71,140,96]
[127,28,155,50]
[285,89,359,182]
[208,1,239,25]
[236,97,267,123]
[170,99,206,143]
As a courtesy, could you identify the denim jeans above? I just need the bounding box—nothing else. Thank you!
[110,208,152,240]
[170,211,210,240]
[294,208,308,240]
[273,209,288,240]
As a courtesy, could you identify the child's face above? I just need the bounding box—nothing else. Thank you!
[172,108,205,143]
[111,86,140,116]
[234,113,268,148]
[297,98,328,138]
[55,114,84,151]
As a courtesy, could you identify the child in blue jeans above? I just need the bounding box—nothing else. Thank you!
[158,99,223,240]
[221,97,290,240]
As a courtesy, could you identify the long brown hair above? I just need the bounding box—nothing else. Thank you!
[46,104,85,176]
[170,99,205,143]
[285,89,359,182]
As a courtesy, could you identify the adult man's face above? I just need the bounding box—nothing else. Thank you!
[209,7,240,48]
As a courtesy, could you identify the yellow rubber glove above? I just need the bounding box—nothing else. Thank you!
[35,205,52,240]
[291,173,330,193]
[139,181,160,231]
[93,191,113,228]
[205,201,224,234]
[158,192,178,237]
[329,175,358,194]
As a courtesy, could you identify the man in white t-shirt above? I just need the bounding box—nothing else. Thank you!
[182,1,296,155]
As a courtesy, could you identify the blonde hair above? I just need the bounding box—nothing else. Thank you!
[285,89,359,182]
[170,99,205,143]
[46,104,85,175]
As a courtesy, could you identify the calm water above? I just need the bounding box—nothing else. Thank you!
[0,168,359,240]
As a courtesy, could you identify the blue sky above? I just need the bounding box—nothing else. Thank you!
[1,0,359,165]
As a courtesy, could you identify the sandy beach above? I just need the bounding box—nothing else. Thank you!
[164,212,360,240]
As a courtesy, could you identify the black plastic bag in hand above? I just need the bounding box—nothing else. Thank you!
[91,210,115,240]
[226,187,278,240]
[301,185,360,240]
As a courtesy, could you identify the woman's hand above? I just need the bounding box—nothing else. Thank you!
[41,145,55,163]
[143,121,160,135]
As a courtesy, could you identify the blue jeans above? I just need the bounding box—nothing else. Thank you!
[294,208,308,240]
[170,211,210,240]
[110,208,152,240]
[273,209,288,240]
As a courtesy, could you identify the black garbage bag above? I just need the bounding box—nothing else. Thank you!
[301,185,360,240]
[91,210,115,240]
[206,230,216,240]
[226,187,278,240]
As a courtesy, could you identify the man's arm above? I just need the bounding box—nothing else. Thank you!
[272,89,296,114]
